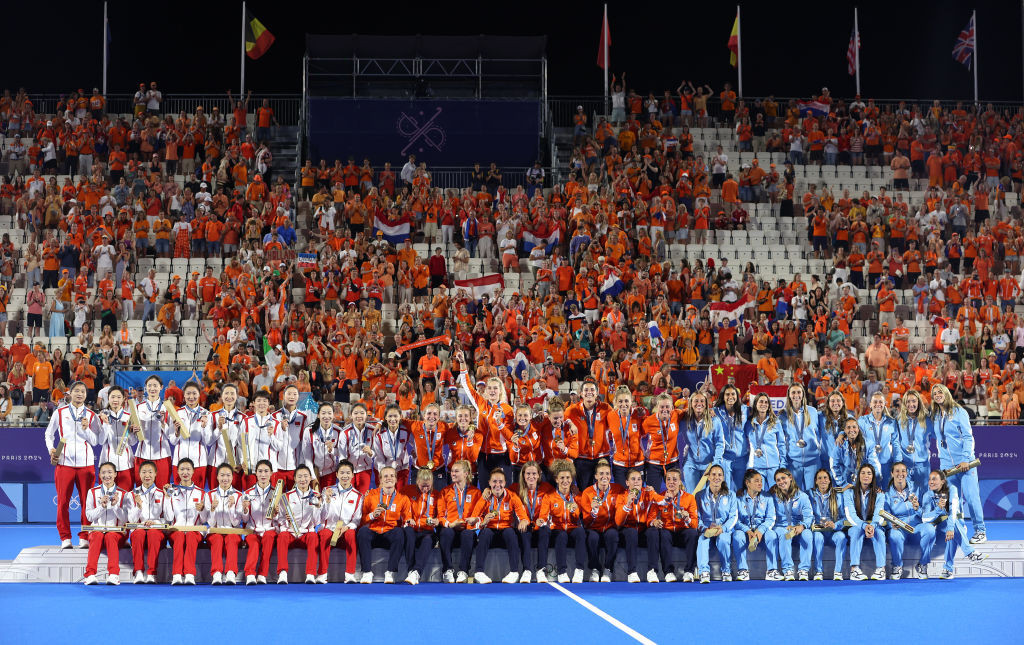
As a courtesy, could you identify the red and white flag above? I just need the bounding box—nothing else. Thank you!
[749,384,788,412]
[454,273,505,300]
[846,27,860,76]
[708,295,753,327]
[597,5,610,69]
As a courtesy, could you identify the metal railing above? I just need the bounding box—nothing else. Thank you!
[21,93,303,125]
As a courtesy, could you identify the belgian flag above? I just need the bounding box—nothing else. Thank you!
[245,11,275,60]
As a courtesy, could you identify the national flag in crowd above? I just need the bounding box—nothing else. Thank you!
[846,27,860,75]
[797,100,831,117]
[708,295,752,327]
[749,384,789,411]
[522,229,561,254]
[953,14,975,68]
[728,13,739,67]
[597,5,610,69]
[711,364,758,395]
[373,212,411,244]
[454,273,504,300]
[245,11,275,60]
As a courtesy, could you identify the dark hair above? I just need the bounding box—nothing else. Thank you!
[743,469,763,493]
[294,464,312,478]
[98,461,117,473]
[176,457,195,469]
[769,467,799,501]
[183,382,201,394]
[252,390,272,403]
[812,468,840,520]
[255,459,274,472]
[107,385,125,398]
[145,375,163,386]
[138,460,157,473]
[216,463,234,476]
[336,459,354,473]
[706,464,729,495]
[715,385,744,423]
[853,464,879,520]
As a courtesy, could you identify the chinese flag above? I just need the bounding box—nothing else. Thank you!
[710,364,757,394]
[597,6,610,69]
[727,14,739,67]
[245,11,275,60]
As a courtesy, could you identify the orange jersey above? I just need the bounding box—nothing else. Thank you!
[606,409,645,468]
[503,420,544,465]
[580,483,626,531]
[565,402,613,459]
[647,490,698,530]
[642,411,682,465]
[518,482,555,526]
[459,375,515,454]
[540,417,581,468]
[538,489,582,531]
[401,485,442,531]
[471,491,528,530]
[444,425,483,472]
[361,488,412,533]
[440,484,482,527]
[409,420,447,470]
[614,487,662,529]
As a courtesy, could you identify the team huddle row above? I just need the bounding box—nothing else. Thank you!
[45,372,988,585]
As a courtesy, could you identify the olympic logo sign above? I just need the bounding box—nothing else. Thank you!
[53,494,81,511]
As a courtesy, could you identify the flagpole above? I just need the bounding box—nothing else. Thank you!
[973,9,979,104]
[603,4,609,115]
[102,1,108,96]
[241,1,247,96]
[736,5,743,97]
[854,7,861,96]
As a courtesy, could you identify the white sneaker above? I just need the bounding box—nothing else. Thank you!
[277,572,288,584]
[557,573,570,583]
[246,575,257,585]
[683,571,695,583]
[968,551,989,563]
[833,572,844,581]
[849,566,867,581]
[646,569,660,583]
[405,571,420,585]
[784,570,796,581]
[456,571,468,583]
[384,571,395,584]
[600,572,611,583]
[83,575,98,585]
[765,570,782,581]
[133,571,145,584]
[184,574,195,585]
[225,572,237,585]
[722,572,732,582]
[77,538,89,549]
[305,574,316,584]
[627,572,641,583]
[571,568,584,583]
[969,532,987,545]
[589,570,600,583]
[737,570,750,581]
[940,569,955,579]
[256,575,267,584]
[316,574,328,584]
[870,568,886,581]
[145,574,156,584]
[813,572,823,581]
[699,572,710,584]
[473,572,492,584]
[344,573,357,583]
[798,570,809,581]
[443,569,455,583]
[107,574,120,585]
[60,539,72,550]
[536,569,548,583]
[890,566,903,580]
[360,572,373,584]
[664,571,677,583]
[501,572,518,584]
[171,574,183,585]
[519,570,532,583]
[211,572,223,585]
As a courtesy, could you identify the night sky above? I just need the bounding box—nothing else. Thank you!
[5,0,1024,102]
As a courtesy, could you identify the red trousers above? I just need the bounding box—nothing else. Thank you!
[130,529,164,575]
[114,468,135,491]
[276,531,319,575]
[174,465,211,489]
[208,533,241,574]
[133,457,171,488]
[169,531,202,576]
[318,472,338,489]
[272,470,295,490]
[244,531,278,577]
[352,471,372,493]
[318,527,356,575]
[55,464,94,541]
[85,531,124,576]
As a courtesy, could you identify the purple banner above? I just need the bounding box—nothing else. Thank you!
[969,426,1024,480]
[0,427,52,483]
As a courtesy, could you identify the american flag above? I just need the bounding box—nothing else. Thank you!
[953,15,975,68]
[846,27,860,76]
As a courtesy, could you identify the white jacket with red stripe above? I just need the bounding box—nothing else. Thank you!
[44,404,101,468]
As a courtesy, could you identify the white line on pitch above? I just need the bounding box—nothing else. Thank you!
[546,581,658,645]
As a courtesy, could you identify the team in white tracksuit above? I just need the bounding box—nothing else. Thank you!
[308,403,343,488]
[273,392,312,487]
[340,403,378,492]
[162,460,206,582]
[82,462,129,581]
[239,394,284,487]
[134,383,173,486]
[127,460,166,582]
[205,464,245,582]
[274,466,325,582]
[168,388,214,488]
[320,463,363,582]
[96,387,138,491]
[241,460,280,582]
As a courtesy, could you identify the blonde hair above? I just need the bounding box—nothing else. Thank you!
[868,391,890,416]
[897,389,929,426]
[684,391,714,435]
[415,468,434,486]
[485,376,509,405]
[929,384,962,416]
[613,386,633,404]
[450,459,472,480]
[517,460,543,499]
[785,383,812,427]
